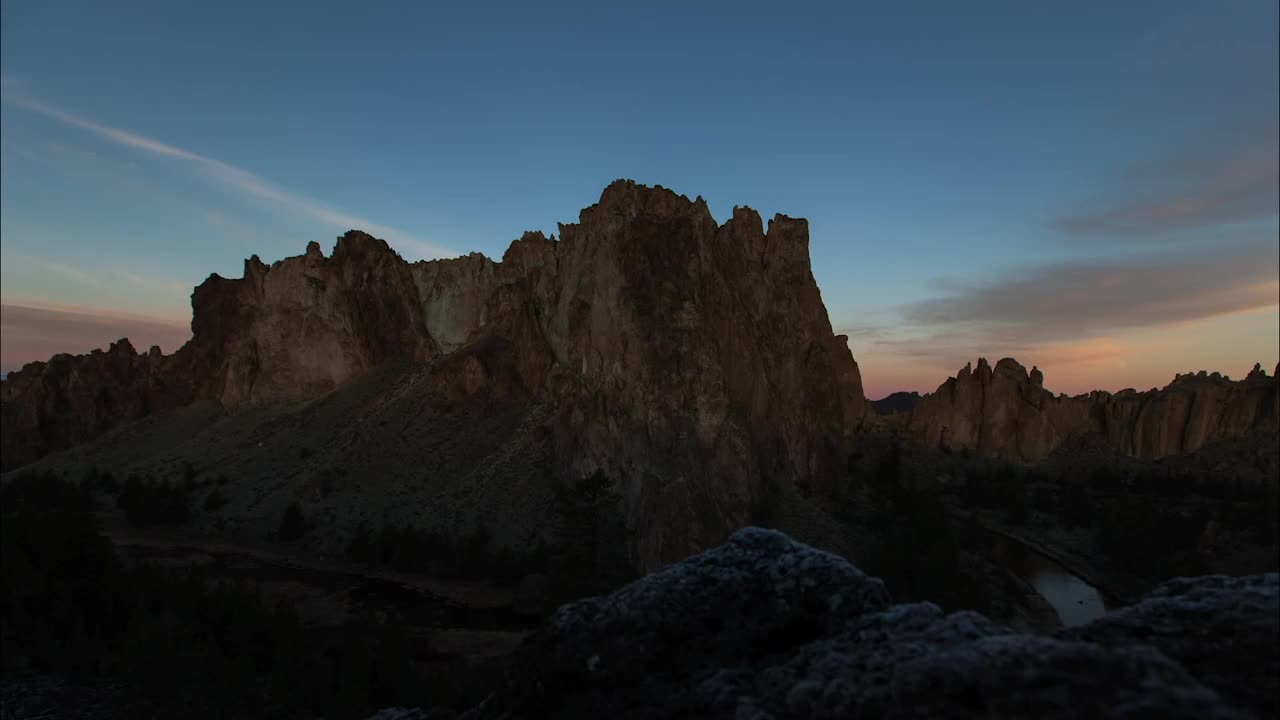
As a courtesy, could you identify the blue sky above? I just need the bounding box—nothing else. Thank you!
[2,0,1277,396]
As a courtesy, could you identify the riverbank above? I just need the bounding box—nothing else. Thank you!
[957,509,1145,605]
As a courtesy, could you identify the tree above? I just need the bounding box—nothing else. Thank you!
[347,522,372,561]
[1256,481,1280,545]
[119,475,190,527]
[1003,474,1029,526]
[278,502,307,542]
[875,438,903,492]
[203,489,227,512]
[551,470,628,599]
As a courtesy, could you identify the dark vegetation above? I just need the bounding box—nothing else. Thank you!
[278,501,307,542]
[117,474,191,527]
[849,439,989,613]
[203,488,227,512]
[829,435,1280,619]
[1,472,480,719]
[82,466,193,528]
[547,470,634,598]
[940,451,1280,578]
[347,522,527,586]
[346,470,635,606]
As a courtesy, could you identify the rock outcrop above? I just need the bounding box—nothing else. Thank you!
[905,358,1279,461]
[449,528,1276,719]
[0,340,189,472]
[0,181,869,570]
[1061,574,1279,718]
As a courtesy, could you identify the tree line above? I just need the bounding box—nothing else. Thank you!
[0,471,487,719]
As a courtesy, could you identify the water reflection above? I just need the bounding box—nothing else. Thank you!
[983,531,1111,627]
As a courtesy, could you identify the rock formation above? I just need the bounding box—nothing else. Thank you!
[0,340,188,472]
[0,181,870,570]
[904,358,1279,462]
[435,528,1275,719]
[872,391,922,416]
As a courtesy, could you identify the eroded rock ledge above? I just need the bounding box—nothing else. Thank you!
[448,528,1276,720]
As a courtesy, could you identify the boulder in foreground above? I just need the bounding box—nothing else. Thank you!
[438,528,1276,719]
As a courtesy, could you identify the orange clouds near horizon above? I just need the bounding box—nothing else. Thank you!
[856,308,1280,400]
[0,302,192,374]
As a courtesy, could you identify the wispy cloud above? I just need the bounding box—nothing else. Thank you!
[836,325,888,342]
[3,92,456,260]
[899,243,1279,341]
[1056,139,1279,236]
[22,257,192,302]
[35,259,102,288]
[847,240,1279,394]
[113,268,190,297]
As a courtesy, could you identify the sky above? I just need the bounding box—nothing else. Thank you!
[1,0,1277,397]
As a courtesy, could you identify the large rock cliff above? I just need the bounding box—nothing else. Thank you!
[905,358,1280,461]
[0,181,869,570]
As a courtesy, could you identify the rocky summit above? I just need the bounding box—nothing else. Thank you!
[903,358,1280,462]
[0,181,870,570]
[359,528,1274,720]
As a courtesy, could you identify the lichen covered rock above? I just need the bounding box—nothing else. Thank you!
[1060,573,1280,718]
[463,528,1274,720]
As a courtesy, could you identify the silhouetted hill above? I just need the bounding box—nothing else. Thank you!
[872,391,922,416]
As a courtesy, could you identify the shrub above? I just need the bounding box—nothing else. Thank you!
[547,470,632,600]
[347,521,550,587]
[203,489,228,512]
[118,475,190,527]
[278,502,307,542]
[489,545,524,587]
[1058,482,1094,528]
[861,484,987,614]
[348,522,373,562]
[1096,496,1210,576]
[1004,480,1029,526]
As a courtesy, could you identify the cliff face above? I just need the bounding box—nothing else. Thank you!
[0,180,869,570]
[0,340,189,471]
[182,234,438,409]
[906,358,1280,461]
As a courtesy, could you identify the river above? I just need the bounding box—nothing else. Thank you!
[981,530,1113,627]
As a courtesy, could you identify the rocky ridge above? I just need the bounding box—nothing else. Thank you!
[903,358,1279,462]
[871,390,922,416]
[0,181,869,570]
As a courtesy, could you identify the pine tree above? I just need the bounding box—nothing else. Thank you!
[278,502,307,542]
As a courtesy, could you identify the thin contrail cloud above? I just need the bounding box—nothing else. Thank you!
[4,92,456,260]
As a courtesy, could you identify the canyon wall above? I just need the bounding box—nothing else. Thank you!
[905,358,1280,461]
[0,180,870,569]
